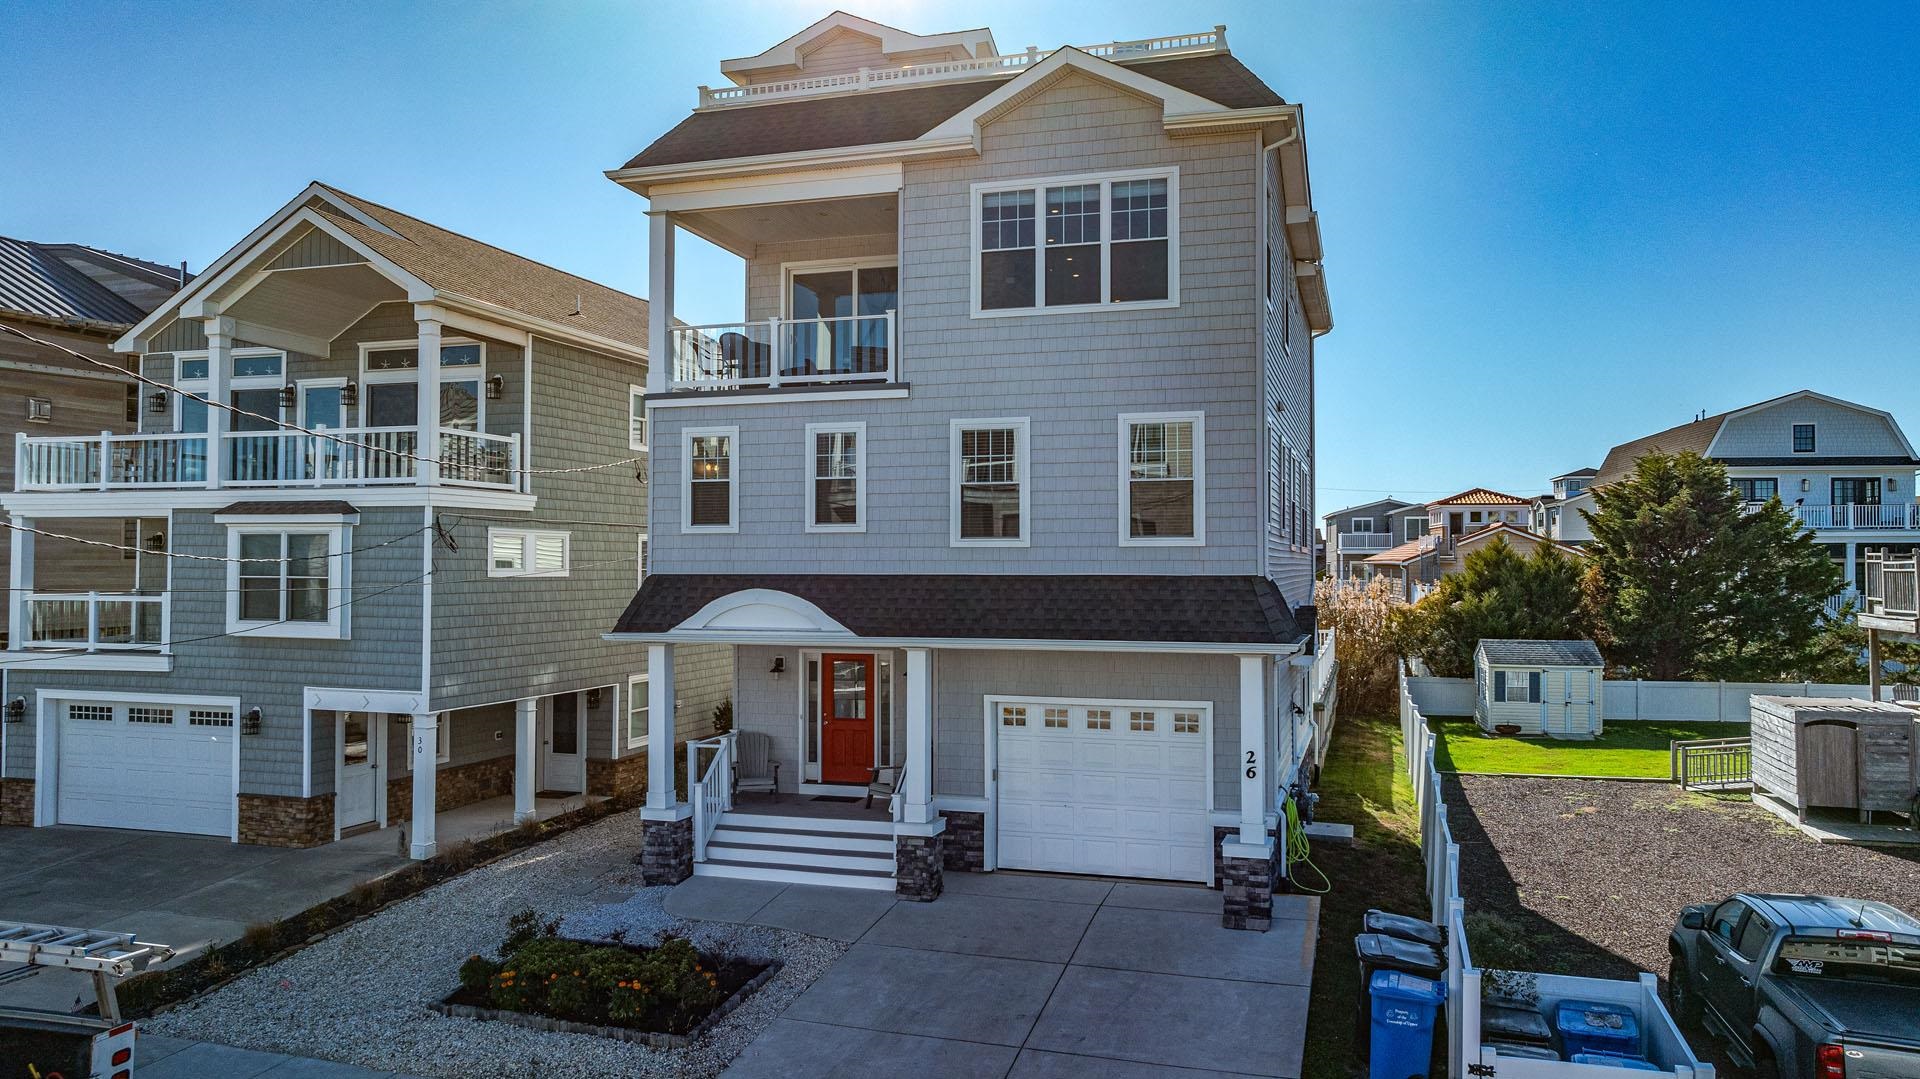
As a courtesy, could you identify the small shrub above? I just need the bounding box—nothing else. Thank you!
[239,921,280,956]
[482,935,725,1032]
[1466,910,1557,973]
[500,908,560,957]
[460,954,503,995]
[711,698,734,735]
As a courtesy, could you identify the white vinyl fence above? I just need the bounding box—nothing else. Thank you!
[1398,674,1715,1077]
[1406,674,1881,723]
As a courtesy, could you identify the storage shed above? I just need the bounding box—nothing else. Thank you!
[1750,696,1919,822]
[1473,639,1605,738]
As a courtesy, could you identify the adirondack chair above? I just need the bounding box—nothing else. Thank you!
[866,763,903,810]
[732,730,780,799]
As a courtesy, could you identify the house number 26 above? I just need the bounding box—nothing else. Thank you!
[1245,750,1258,780]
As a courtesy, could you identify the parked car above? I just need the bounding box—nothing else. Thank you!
[1667,893,1920,1078]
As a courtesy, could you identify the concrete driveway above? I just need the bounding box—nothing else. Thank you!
[667,872,1318,1078]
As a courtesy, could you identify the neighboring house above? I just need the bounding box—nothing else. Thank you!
[1322,497,1423,579]
[1533,467,1597,545]
[604,13,1332,928]
[0,184,728,856]
[1473,638,1604,738]
[1595,391,1920,608]
[1426,486,1533,538]
[1361,521,1579,602]
[0,237,188,636]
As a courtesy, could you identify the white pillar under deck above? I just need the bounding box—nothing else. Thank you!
[9,515,31,646]
[1845,542,1858,589]
[1235,654,1270,848]
[645,212,674,395]
[643,643,682,816]
[203,316,234,489]
[414,311,442,487]
[514,698,538,824]
[900,647,935,826]
[408,711,438,859]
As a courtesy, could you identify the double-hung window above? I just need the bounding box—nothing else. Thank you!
[1792,423,1816,453]
[1120,413,1204,544]
[223,521,348,638]
[683,426,738,532]
[806,422,865,532]
[951,418,1029,545]
[626,674,649,749]
[628,386,648,451]
[974,169,1177,315]
[488,528,570,577]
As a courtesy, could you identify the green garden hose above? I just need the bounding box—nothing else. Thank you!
[1283,794,1332,894]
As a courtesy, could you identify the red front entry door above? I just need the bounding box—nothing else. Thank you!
[820,653,876,784]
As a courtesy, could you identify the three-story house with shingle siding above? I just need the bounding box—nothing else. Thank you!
[0,184,728,856]
[604,13,1334,931]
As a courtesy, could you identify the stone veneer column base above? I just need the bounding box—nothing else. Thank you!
[940,810,985,873]
[1220,851,1278,931]
[0,778,35,827]
[586,752,647,798]
[895,831,945,901]
[640,816,694,886]
[386,755,517,823]
[237,793,336,848]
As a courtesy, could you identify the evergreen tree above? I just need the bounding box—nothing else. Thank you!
[1393,537,1588,677]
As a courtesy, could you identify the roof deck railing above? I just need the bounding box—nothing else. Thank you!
[697,27,1227,109]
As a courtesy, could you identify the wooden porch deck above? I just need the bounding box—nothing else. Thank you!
[728,792,890,822]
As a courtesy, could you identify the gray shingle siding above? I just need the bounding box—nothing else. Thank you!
[1260,144,1315,603]
[651,73,1275,579]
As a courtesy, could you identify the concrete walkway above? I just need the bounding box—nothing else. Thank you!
[135,1033,425,1078]
[667,871,1318,1078]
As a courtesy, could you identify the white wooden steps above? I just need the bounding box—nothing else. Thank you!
[695,811,895,891]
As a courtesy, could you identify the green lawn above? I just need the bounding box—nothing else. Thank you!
[1430,717,1749,778]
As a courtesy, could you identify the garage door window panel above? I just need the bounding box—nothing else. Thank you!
[227,526,346,638]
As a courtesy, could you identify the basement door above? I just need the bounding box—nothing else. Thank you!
[993,699,1211,883]
[57,699,234,836]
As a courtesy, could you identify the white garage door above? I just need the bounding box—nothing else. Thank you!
[57,700,235,836]
[995,699,1211,882]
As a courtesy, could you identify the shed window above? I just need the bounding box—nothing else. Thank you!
[1493,670,1542,704]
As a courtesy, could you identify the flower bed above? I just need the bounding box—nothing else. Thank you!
[437,911,772,1046]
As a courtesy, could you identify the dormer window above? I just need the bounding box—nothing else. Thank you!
[974,169,1178,317]
[1792,423,1815,453]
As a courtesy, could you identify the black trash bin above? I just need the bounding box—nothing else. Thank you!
[1354,932,1444,1062]
[1481,1000,1555,1051]
[1364,909,1447,950]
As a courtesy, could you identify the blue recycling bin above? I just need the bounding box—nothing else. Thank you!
[1570,1052,1661,1070]
[1368,969,1445,1079]
[1556,999,1641,1059]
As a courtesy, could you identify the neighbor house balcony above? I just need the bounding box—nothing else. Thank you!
[1779,503,1920,531]
[668,312,896,392]
[18,592,167,652]
[1336,532,1394,552]
[13,426,520,493]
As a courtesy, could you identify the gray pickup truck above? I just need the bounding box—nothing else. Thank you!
[1667,893,1920,1078]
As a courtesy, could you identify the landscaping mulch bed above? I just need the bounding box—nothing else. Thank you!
[1445,775,1920,982]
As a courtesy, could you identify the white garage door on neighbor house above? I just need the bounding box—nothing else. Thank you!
[994,698,1212,883]
[56,698,236,836]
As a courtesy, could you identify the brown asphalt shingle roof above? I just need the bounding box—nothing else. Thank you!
[312,185,649,351]
[621,53,1286,170]
[1594,412,1729,484]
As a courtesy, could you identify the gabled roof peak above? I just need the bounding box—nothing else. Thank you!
[1428,487,1531,507]
[719,12,998,86]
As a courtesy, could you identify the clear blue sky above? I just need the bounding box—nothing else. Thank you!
[5,1,1915,515]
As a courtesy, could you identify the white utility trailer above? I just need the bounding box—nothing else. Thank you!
[0,920,173,1078]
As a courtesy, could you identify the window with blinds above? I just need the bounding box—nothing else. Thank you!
[488,528,571,578]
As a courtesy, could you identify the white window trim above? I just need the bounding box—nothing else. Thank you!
[625,673,650,750]
[1350,517,1375,533]
[356,337,487,429]
[1117,411,1206,547]
[804,421,867,533]
[402,714,452,768]
[778,256,901,319]
[682,425,740,534]
[950,417,1031,548]
[223,522,350,639]
[968,166,1181,320]
[486,527,571,578]
[637,532,650,586]
[628,384,649,451]
[174,348,285,432]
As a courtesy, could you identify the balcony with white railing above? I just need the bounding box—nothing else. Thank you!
[13,427,520,493]
[19,592,167,652]
[1336,532,1394,552]
[669,313,897,393]
[697,27,1228,108]
[1749,501,1920,531]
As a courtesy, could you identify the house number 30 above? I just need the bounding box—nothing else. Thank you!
[1245,750,1258,780]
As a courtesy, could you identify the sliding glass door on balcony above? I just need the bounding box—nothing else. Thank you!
[788,266,896,378]
[1832,478,1881,506]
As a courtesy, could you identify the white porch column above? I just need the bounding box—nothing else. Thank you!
[643,643,679,813]
[8,514,31,646]
[203,316,234,489]
[901,647,935,825]
[1236,654,1268,845]
[646,211,673,394]
[408,711,438,859]
[514,697,538,824]
[1844,541,1858,589]
[414,310,442,487]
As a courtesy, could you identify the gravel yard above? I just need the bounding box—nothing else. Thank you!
[1445,775,1920,981]
[145,812,845,1078]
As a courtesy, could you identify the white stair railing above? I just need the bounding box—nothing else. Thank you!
[687,733,736,862]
